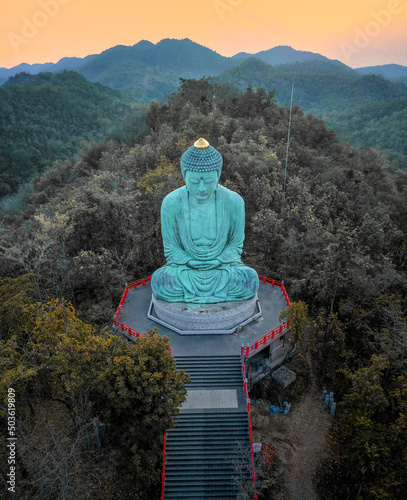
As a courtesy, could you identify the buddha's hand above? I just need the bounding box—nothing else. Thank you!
[187,259,221,270]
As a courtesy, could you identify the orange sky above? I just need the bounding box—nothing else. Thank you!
[1,0,406,69]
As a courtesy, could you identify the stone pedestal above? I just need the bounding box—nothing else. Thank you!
[148,294,262,335]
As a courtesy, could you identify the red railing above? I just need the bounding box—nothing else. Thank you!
[160,431,167,500]
[241,322,290,357]
[113,275,152,336]
[257,275,291,307]
[237,276,291,357]
[114,274,291,350]
[242,354,258,500]
[128,275,152,289]
[257,275,282,288]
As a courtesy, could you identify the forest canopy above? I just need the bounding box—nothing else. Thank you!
[1,78,406,499]
[0,71,140,198]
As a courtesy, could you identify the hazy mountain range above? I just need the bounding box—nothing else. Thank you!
[1,38,407,176]
[2,38,407,89]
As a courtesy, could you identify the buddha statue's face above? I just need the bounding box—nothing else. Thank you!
[185,170,219,204]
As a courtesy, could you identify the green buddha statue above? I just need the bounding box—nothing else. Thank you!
[151,138,259,304]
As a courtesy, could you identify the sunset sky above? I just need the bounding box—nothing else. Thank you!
[1,0,406,69]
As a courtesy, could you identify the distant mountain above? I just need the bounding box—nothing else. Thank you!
[0,54,96,86]
[2,38,407,170]
[80,39,233,80]
[216,57,407,168]
[274,59,359,79]
[77,38,236,102]
[232,45,342,66]
[393,75,407,86]
[216,57,363,108]
[0,71,137,197]
[0,39,236,102]
[355,63,407,81]
[0,40,348,102]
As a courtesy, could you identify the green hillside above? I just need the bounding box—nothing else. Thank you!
[0,71,139,197]
[232,44,343,66]
[2,38,407,195]
[78,38,235,102]
[216,58,407,168]
[355,63,407,80]
[1,79,406,498]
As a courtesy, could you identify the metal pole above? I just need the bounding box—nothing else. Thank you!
[283,79,294,196]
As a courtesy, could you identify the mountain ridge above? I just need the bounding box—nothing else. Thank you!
[233,44,343,67]
[0,70,138,197]
[4,38,405,84]
[1,38,406,173]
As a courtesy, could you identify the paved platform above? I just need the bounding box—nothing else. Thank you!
[117,281,288,357]
[149,293,261,334]
[181,389,238,410]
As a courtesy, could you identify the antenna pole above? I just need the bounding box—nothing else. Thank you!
[283,79,294,196]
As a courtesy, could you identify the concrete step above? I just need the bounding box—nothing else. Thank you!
[171,412,248,424]
[175,355,242,361]
[164,355,251,500]
[164,491,239,499]
[164,467,248,476]
[174,412,248,420]
[167,428,248,437]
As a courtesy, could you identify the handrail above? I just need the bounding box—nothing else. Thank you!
[113,276,152,333]
[116,322,142,338]
[160,431,167,500]
[242,322,291,357]
[257,275,283,288]
[128,275,152,289]
[241,354,257,500]
[114,274,291,349]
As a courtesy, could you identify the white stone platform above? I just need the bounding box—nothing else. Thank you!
[180,389,238,410]
[116,281,289,357]
[148,294,261,334]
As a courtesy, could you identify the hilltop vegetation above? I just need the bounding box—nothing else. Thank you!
[0,71,139,197]
[1,78,406,499]
[217,58,407,168]
[2,38,406,186]
[78,38,236,103]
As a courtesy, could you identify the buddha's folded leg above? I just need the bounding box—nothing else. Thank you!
[151,265,186,302]
[225,265,259,300]
[152,264,259,303]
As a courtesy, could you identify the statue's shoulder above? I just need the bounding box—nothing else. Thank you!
[218,185,244,207]
[162,186,187,209]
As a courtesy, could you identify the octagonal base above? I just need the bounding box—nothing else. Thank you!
[148,294,262,334]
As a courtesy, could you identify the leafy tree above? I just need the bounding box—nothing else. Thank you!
[0,276,188,498]
[0,71,137,197]
[279,301,311,352]
[1,77,406,499]
[92,331,188,492]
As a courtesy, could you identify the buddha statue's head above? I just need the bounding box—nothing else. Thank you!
[181,138,223,204]
[180,138,223,178]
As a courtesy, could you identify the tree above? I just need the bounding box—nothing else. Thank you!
[279,301,311,352]
[92,330,188,493]
[0,278,188,498]
[334,356,392,498]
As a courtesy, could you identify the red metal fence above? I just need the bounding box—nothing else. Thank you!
[241,322,291,357]
[113,276,152,336]
[242,354,258,500]
[114,275,291,354]
[160,431,167,500]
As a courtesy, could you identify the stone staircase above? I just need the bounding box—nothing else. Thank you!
[163,356,253,499]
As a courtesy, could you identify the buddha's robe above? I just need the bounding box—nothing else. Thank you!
[151,185,259,303]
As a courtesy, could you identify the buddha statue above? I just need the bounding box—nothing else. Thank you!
[151,138,259,304]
